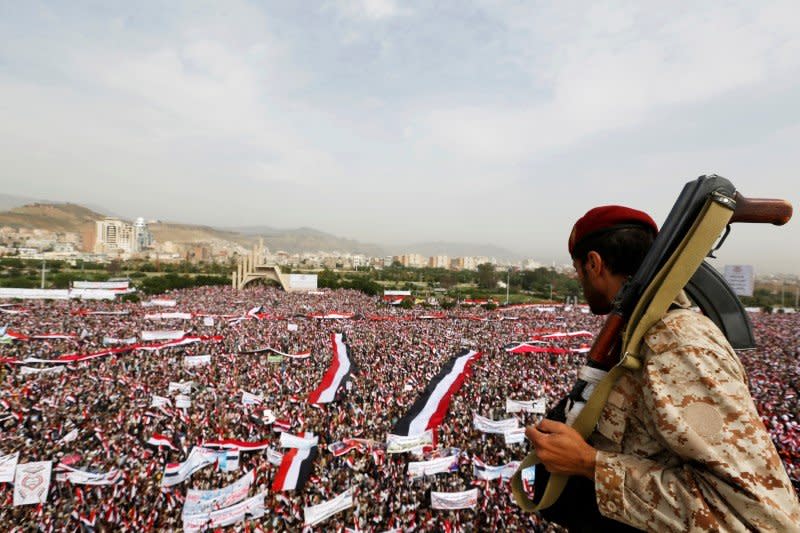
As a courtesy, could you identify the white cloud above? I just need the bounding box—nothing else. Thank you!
[418,2,800,163]
[327,0,408,20]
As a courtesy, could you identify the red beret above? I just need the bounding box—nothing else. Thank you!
[568,205,658,257]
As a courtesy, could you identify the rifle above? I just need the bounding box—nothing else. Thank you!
[511,175,793,517]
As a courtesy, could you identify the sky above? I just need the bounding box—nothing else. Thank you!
[1,1,799,273]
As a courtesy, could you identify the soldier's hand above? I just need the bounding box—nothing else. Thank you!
[526,418,597,479]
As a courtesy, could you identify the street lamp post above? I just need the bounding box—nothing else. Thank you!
[506,268,510,305]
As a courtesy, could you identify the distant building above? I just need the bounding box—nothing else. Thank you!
[398,253,426,268]
[94,217,152,254]
[428,255,450,269]
[451,256,479,271]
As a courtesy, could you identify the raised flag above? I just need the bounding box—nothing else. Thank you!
[147,434,178,450]
[55,464,121,485]
[199,439,271,452]
[392,349,481,436]
[161,447,218,487]
[272,434,318,492]
[307,333,353,404]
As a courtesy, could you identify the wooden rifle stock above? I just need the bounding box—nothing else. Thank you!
[730,193,793,225]
[586,313,625,368]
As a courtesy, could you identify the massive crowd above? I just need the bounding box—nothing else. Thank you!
[0,285,798,532]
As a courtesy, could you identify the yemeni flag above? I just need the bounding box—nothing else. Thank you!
[392,349,481,436]
[0,327,29,343]
[272,436,318,492]
[146,434,177,450]
[199,438,271,452]
[307,333,354,404]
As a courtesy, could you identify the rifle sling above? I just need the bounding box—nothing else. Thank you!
[511,194,735,512]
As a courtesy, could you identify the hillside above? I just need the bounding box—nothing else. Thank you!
[230,225,385,256]
[0,203,385,255]
[148,222,255,246]
[0,203,105,233]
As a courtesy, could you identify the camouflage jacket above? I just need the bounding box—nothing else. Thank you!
[592,298,800,532]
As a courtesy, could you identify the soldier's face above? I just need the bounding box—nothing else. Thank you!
[573,258,612,315]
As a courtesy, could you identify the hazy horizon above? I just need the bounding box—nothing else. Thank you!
[2,2,799,274]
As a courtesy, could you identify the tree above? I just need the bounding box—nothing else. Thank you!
[476,263,497,290]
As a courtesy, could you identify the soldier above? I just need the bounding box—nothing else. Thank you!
[526,205,800,532]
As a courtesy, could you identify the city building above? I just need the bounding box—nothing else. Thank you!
[94,217,153,255]
[428,255,450,269]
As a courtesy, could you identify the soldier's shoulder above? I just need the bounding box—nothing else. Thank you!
[643,308,729,355]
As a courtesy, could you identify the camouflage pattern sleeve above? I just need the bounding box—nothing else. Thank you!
[594,309,800,532]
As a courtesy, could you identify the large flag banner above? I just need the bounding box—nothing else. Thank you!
[184,355,211,368]
[141,330,185,341]
[162,447,218,487]
[407,455,458,480]
[55,464,121,485]
[183,470,253,517]
[272,441,318,492]
[505,398,547,414]
[308,333,353,404]
[431,489,479,510]
[304,487,354,527]
[0,452,19,483]
[386,430,434,454]
[13,461,52,506]
[392,349,481,436]
[473,414,519,434]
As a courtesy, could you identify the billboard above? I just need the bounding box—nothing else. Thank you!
[288,274,318,291]
[723,265,754,297]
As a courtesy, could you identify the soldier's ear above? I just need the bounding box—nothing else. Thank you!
[584,251,603,277]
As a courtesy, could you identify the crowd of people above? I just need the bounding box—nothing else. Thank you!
[0,284,798,531]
